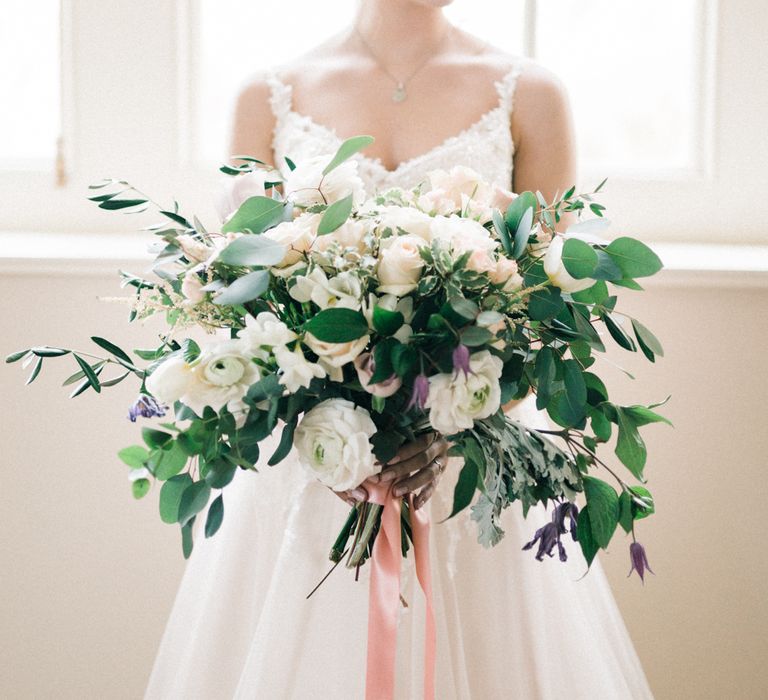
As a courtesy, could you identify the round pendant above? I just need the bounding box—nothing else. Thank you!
[392,84,407,103]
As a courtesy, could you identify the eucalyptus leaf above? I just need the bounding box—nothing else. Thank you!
[204,494,225,538]
[213,270,270,306]
[304,308,369,342]
[217,235,286,267]
[561,238,598,279]
[604,237,663,278]
[178,480,212,527]
[317,194,354,234]
[159,473,193,524]
[221,195,285,234]
[322,135,375,175]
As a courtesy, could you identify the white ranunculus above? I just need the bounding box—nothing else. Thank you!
[377,205,434,242]
[146,341,262,416]
[284,155,366,208]
[215,170,273,223]
[262,213,318,267]
[430,214,498,256]
[237,311,297,352]
[424,350,503,435]
[377,234,426,296]
[303,332,370,382]
[294,398,378,491]
[273,345,326,393]
[542,235,595,293]
[145,356,193,406]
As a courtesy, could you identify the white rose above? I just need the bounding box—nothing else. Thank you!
[430,215,497,255]
[176,234,215,264]
[543,235,595,293]
[377,206,434,242]
[215,170,273,223]
[262,213,318,267]
[294,398,378,491]
[313,218,369,253]
[363,293,414,344]
[273,345,326,393]
[424,350,503,434]
[237,311,297,351]
[489,257,524,292]
[303,332,370,381]
[377,234,426,296]
[284,155,366,208]
[289,267,363,310]
[416,188,458,216]
[181,272,206,303]
[426,166,492,207]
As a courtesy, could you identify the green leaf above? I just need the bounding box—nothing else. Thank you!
[505,191,537,236]
[576,506,599,567]
[603,314,636,351]
[590,250,624,281]
[181,339,201,364]
[391,344,418,378]
[268,418,297,466]
[590,408,612,442]
[221,195,286,234]
[460,326,494,347]
[178,480,212,527]
[132,478,151,499]
[5,349,30,363]
[153,441,189,481]
[98,198,147,210]
[317,194,354,234]
[492,209,512,255]
[142,428,173,449]
[448,296,478,321]
[443,459,479,520]
[217,234,286,267]
[582,476,619,548]
[181,516,196,559]
[90,336,132,364]
[604,237,663,278]
[618,491,634,533]
[561,238,598,279]
[511,206,534,259]
[623,405,673,427]
[118,445,149,469]
[213,269,270,306]
[372,306,404,336]
[74,355,101,393]
[322,135,374,175]
[629,485,655,519]
[304,308,369,342]
[560,359,587,424]
[204,494,224,538]
[159,473,193,523]
[31,346,70,358]
[528,287,564,321]
[25,356,43,385]
[572,309,605,352]
[631,318,664,360]
[615,408,647,480]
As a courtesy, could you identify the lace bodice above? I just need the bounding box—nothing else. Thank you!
[265,58,527,194]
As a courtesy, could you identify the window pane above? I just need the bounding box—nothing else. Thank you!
[0,0,60,166]
[197,0,525,163]
[535,0,701,172]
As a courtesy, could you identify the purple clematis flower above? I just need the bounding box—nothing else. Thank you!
[452,344,472,379]
[523,499,579,562]
[628,541,655,583]
[128,394,167,422]
[405,373,430,411]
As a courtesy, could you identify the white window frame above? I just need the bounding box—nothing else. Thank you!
[3,0,767,248]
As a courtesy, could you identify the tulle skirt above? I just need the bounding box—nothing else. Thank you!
[144,394,653,699]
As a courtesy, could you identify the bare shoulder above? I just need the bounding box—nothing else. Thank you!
[229,71,278,162]
[511,58,573,142]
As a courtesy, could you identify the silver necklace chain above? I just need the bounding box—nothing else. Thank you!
[353,24,454,103]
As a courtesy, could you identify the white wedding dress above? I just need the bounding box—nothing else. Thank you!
[145,58,654,699]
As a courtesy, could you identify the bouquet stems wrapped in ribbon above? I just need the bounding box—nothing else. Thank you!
[8,134,669,694]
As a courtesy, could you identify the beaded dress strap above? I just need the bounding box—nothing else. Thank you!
[264,70,294,124]
[494,57,527,117]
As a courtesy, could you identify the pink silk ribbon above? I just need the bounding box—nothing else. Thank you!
[365,482,436,700]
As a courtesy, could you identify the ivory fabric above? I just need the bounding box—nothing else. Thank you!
[145,57,654,699]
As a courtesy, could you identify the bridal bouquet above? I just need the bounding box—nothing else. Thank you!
[7,135,668,583]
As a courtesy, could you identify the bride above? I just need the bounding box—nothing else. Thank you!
[145,1,654,697]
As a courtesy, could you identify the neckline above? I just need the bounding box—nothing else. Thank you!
[283,103,506,176]
[270,62,522,176]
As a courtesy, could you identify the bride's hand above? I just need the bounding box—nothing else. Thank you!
[330,432,449,509]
